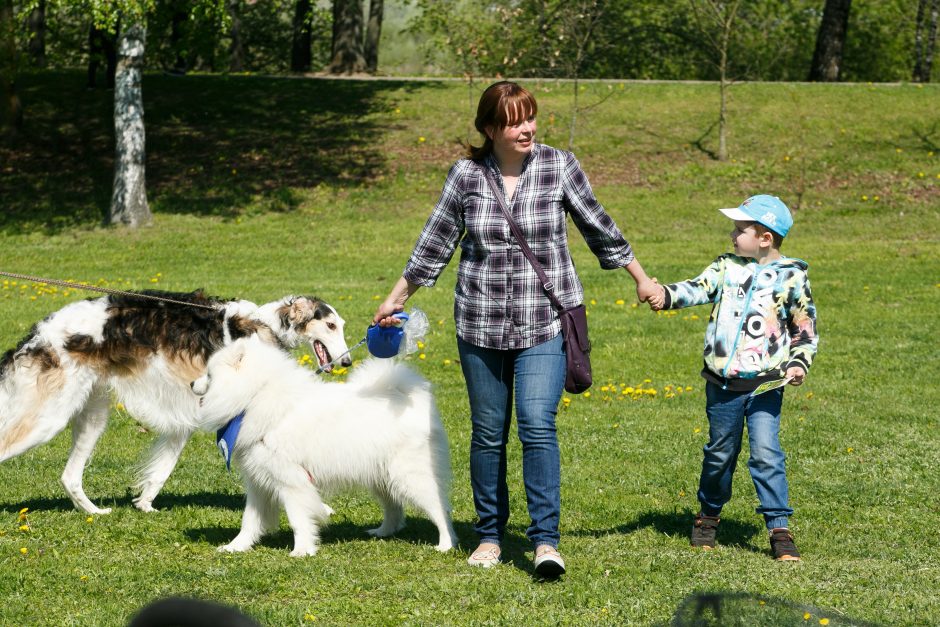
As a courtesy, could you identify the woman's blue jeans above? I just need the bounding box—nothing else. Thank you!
[457,334,566,549]
[698,382,793,530]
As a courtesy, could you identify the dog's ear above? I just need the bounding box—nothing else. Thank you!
[288,298,316,325]
[229,342,247,370]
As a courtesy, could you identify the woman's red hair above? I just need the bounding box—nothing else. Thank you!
[466,81,538,161]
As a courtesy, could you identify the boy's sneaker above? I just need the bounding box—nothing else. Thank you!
[533,545,566,578]
[691,513,720,549]
[769,528,801,561]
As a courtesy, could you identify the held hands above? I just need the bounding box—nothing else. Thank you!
[786,366,807,386]
[637,279,666,311]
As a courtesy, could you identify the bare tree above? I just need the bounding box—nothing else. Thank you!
[364,0,383,74]
[689,0,742,162]
[110,23,152,227]
[914,0,939,83]
[808,0,851,81]
[291,0,312,72]
[328,0,366,74]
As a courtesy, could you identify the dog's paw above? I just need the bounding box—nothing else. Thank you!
[322,503,335,517]
[289,546,319,557]
[218,543,251,553]
[435,540,456,552]
[88,506,112,515]
[132,498,158,513]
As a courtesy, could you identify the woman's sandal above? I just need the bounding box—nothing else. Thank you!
[467,544,501,568]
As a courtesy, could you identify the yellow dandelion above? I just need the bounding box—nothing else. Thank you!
[820,620,830,626]
[686,386,693,391]
[679,490,685,497]
[615,299,625,305]
[20,547,28,555]
[583,391,591,398]
[861,195,868,201]
[19,524,29,532]
[443,359,452,366]
[806,392,814,399]
[418,353,426,360]
[784,155,790,162]
[847,447,853,453]
[612,423,619,428]
[418,136,426,143]
[694,427,701,433]
[304,613,317,622]
[80,575,88,582]
[804,613,812,621]
[86,516,94,523]
[643,378,652,384]
[417,341,425,349]
[918,172,925,178]
[19,507,29,514]
[590,299,596,305]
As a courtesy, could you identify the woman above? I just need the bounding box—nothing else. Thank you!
[374,81,659,577]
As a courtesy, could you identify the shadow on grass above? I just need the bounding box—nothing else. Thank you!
[572,508,765,551]
[185,517,479,554]
[0,489,245,514]
[0,71,446,235]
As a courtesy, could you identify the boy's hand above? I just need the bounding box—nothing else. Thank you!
[637,278,661,304]
[785,366,806,385]
[646,283,666,311]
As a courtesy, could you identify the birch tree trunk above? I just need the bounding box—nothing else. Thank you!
[914,0,939,83]
[364,0,383,74]
[109,23,151,227]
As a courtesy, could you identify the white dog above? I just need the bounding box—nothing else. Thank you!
[0,290,351,514]
[191,335,457,556]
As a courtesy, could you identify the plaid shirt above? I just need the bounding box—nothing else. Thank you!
[403,143,634,350]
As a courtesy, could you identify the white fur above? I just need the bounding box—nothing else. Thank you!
[0,294,350,515]
[192,336,457,556]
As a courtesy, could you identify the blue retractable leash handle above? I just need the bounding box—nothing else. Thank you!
[366,311,409,358]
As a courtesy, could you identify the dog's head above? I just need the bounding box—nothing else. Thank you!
[253,296,352,373]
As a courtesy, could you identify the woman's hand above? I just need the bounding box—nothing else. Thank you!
[373,277,420,326]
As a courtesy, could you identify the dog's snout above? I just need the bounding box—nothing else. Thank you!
[341,354,353,367]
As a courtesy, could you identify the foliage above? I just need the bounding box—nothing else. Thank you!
[0,72,939,625]
[12,0,332,74]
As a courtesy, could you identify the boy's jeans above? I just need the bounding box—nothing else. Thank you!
[457,334,566,549]
[698,382,793,530]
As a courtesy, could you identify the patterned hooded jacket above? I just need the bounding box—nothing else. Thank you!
[662,254,818,391]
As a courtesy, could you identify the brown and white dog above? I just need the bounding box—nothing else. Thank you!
[0,290,351,514]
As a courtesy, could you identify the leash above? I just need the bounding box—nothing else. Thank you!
[315,336,366,374]
[0,270,218,310]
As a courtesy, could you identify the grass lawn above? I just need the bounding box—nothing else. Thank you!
[0,72,938,626]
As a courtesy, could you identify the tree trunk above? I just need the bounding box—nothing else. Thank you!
[110,23,152,228]
[0,0,22,138]
[914,0,940,82]
[364,0,383,74]
[808,0,852,81]
[291,0,312,72]
[328,0,365,74]
[227,0,244,73]
[27,0,46,68]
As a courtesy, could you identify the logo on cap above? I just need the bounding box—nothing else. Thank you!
[761,211,777,226]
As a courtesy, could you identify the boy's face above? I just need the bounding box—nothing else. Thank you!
[730,221,764,258]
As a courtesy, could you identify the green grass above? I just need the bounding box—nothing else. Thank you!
[0,72,938,626]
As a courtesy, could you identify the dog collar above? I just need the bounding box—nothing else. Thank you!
[216,411,245,471]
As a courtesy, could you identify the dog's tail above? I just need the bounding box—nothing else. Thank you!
[346,358,432,400]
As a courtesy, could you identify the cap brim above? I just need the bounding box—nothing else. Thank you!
[719,207,752,221]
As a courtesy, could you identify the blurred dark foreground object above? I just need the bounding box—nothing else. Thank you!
[671,591,882,627]
[129,597,261,627]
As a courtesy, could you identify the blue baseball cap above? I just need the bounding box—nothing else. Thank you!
[719,194,793,237]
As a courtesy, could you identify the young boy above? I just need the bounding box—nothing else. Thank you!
[648,194,818,561]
